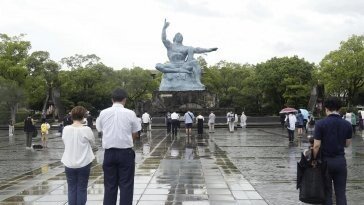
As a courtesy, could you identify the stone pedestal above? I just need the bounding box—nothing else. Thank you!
[150,90,217,115]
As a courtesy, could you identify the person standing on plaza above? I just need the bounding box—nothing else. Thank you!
[359,111,364,131]
[86,111,93,129]
[351,112,357,135]
[41,119,51,148]
[8,119,14,136]
[171,111,179,135]
[141,111,151,132]
[196,113,204,135]
[208,111,216,133]
[240,112,247,128]
[184,110,195,136]
[63,112,73,126]
[61,106,95,205]
[165,112,172,134]
[96,88,141,205]
[227,111,235,133]
[285,112,297,142]
[234,113,239,128]
[296,110,304,136]
[23,115,35,149]
[313,97,352,205]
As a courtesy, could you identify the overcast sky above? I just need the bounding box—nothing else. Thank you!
[1,0,363,69]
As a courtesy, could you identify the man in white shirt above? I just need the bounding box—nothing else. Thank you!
[141,112,151,132]
[96,88,141,205]
[171,111,180,135]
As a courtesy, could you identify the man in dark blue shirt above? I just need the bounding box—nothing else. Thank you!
[313,97,352,205]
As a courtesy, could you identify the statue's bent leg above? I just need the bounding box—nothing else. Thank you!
[156,63,192,73]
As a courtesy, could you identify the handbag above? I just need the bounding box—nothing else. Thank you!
[297,150,329,204]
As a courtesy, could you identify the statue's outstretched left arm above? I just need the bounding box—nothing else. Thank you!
[193,47,218,54]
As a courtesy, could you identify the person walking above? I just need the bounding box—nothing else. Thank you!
[313,97,352,205]
[196,114,204,135]
[184,110,195,136]
[23,115,35,149]
[208,111,216,133]
[240,112,247,128]
[96,88,141,205]
[285,112,297,142]
[171,111,179,135]
[142,112,151,132]
[296,110,304,136]
[61,106,95,205]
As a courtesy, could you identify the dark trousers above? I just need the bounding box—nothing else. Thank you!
[103,148,135,205]
[166,121,172,133]
[287,129,294,141]
[171,120,179,135]
[65,163,91,205]
[25,132,33,147]
[324,156,347,205]
[142,123,149,132]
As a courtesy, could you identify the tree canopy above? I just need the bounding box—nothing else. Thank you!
[319,35,364,106]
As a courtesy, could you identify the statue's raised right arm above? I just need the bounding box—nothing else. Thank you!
[162,19,171,48]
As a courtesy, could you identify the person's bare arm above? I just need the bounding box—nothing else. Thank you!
[312,139,321,159]
[345,139,352,147]
[132,132,139,142]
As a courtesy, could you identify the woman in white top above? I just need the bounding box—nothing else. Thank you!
[61,106,95,205]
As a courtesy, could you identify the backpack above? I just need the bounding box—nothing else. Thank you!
[284,116,290,128]
[41,123,48,134]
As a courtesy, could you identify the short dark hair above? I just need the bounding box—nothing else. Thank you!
[112,88,128,102]
[71,106,87,121]
[324,97,342,112]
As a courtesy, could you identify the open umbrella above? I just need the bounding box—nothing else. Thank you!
[279,107,298,114]
[299,109,309,120]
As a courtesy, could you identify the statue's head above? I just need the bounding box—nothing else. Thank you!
[173,33,183,44]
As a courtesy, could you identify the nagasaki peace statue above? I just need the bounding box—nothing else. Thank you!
[156,19,218,91]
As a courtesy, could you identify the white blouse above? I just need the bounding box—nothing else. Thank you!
[61,125,95,168]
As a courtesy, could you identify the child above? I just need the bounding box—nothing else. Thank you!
[306,116,315,134]
[41,119,51,148]
[303,135,314,161]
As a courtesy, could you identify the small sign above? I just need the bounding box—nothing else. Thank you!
[160,94,173,98]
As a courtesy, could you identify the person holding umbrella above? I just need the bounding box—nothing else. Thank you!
[283,110,297,143]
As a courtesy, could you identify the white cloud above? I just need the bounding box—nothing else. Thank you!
[1,0,363,69]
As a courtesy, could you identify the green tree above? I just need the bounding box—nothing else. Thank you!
[26,51,61,114]
[319,35,364,107]
[203,61,260,113]
[0,34,31,123]
[255,56,314,114]
[112,67,159,109]
[60,54,115,114]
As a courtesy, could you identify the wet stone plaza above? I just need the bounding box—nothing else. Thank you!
[0,128,363,205]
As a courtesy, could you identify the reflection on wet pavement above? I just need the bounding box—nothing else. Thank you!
[0,128,363,204]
